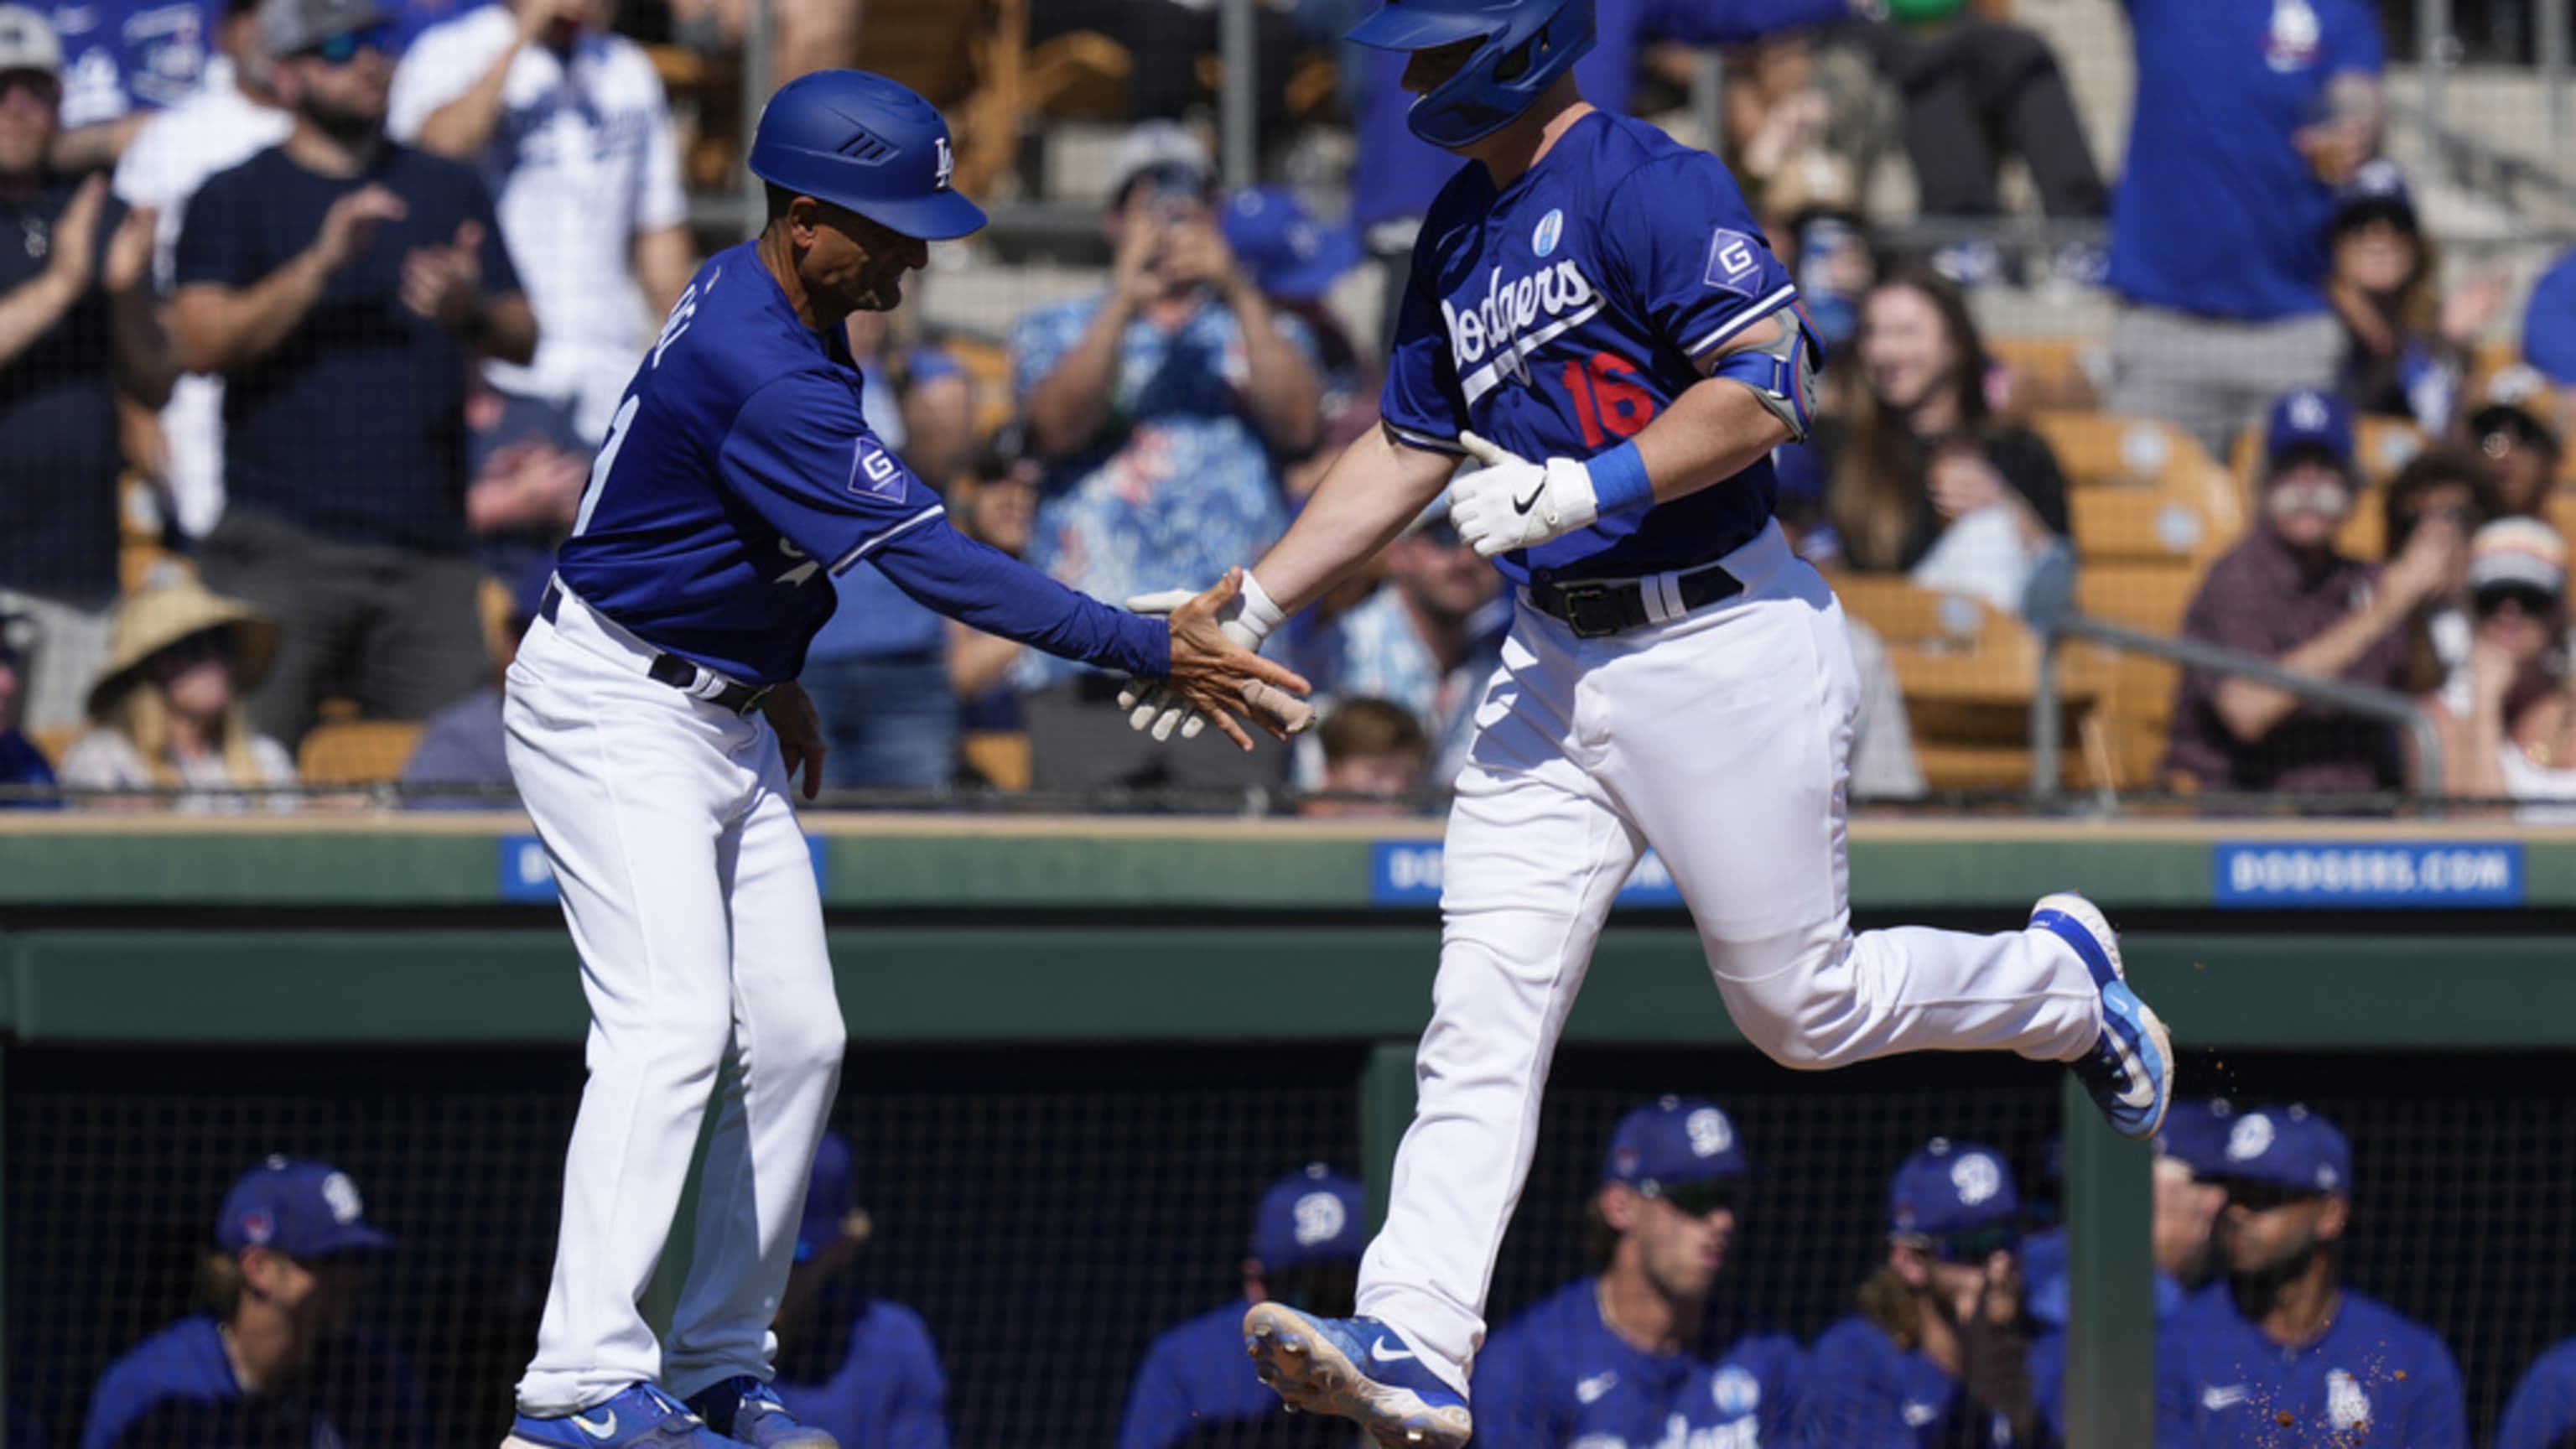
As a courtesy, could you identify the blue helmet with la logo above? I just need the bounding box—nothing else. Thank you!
[1346,0,1597,149]
[748,70,988,241]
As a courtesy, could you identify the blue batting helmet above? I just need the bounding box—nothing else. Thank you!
[748,70,987,242]
[1346,0,1596,149]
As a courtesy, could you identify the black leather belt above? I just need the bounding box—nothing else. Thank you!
[540,582,776,715]
[1527,562,1743,639]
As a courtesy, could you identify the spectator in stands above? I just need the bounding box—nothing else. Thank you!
[2497,1336,2576,1449]
[2324,160,2502,439]
[174,0,536,749]
[1116,1164,1363,1449]
[2430,518,2576,818]
[947,429,1041,745]
[461,381,589,584]
[1817,267,2070,614]
[58,574,296,808]
[2466,364,2565,520]
[108,0,290,546]
[2106,0,2386,460]
[1802,1138,2044,1446]
[46,0,228,171]
[388,0,688,444]
[2163,389,2453,797]
[1285,496,1500,792]
[1474,1097,1802,1449]
[79,1156,423,1449]
[0,613,60,804]
[2382,445,2497,709]
[771,1133,950,1449]
[397,557,546,808]
[1012,122,1320,795]
[2527,248,2576,423]
[797,311,974,792]
[1838,0,2107,288]
[1297,696,1428,818]
[0,6,171,733]
[2156,1104,2465,1446]
[1218,184,1372,501]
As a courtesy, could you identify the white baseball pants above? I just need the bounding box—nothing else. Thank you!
[1354,523,2105,1394]
[506,586,847,1412]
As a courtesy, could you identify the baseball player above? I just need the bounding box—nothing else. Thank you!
[2496,1337,2576,1449]
[501,70,1309,1449]
[1472,1097,1800,1449]
[1109,3,2168,1444]
[2154,1105,2465,1449]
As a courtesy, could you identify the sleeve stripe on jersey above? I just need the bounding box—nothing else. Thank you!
[1683,284,1800,359]
[1387,423,1467,456]
[1459,304,1604,406]
[828,504,948,575]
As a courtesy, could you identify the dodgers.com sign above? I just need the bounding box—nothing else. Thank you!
[1371,842,1684,908]
[2212,841,2522,908]
[500,834,830,902]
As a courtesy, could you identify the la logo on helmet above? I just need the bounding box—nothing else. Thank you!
[934,137,953,191]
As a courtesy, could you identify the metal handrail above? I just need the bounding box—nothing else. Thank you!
[2026,605,2446,814]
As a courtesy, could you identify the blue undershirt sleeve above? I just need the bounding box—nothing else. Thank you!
[870,520,1171,678]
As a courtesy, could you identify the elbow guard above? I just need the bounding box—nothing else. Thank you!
[1710,313,1820,443]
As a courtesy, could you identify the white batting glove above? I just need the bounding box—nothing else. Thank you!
[1451,431,1602,558]
[1114,571,1287,741]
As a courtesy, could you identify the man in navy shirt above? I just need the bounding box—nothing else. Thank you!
[173,0,537,749]
[79,1156,424,1449]
[769,1133,951,1449]
[1118,1166,1366,1449]
[2154,1104,2466,1447]
[1802,1138,2046,1447]
[2104,0,2387,458]
[0,3,169,734]
[1473,1096,1800,1449]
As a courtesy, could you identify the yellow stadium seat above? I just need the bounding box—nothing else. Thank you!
[2073,565,2202,789]
[961,730,1031,792]
[2031,412,2223,495]
[1830,574,2106,792]
[946,335,1016,444]
[297,721,425,787]
[1987,337,2101,413]
[29,725,77,769]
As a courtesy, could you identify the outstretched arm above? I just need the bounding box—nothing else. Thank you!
[1246,422,1460,614]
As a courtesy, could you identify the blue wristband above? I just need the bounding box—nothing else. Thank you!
[1588,440,1654,517]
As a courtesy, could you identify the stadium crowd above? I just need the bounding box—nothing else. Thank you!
[65,1093,2576,1447]
[0,0,2568,815]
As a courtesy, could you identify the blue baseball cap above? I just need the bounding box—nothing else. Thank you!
[2156,1098,2238,1178]
[215,1156,394,1258]
[797,1132,858,1263]
[1251,1163,1364,1270]
[1602,1096,1751,1190]
[2214,1104,2350,1196]
[1220,187,1360,304]
[1888,1138,2018,1238]
[2264,388,2355,474]
[2332,158,2417,233]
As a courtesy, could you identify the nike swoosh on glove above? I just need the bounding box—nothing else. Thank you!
[1452,431,1602,558]
[1114,571,1291,741]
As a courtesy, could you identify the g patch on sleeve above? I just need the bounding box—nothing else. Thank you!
[847,439,906,499]
[1701,227,1763,297]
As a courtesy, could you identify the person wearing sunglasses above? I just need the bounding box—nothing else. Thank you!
[1802,1137,2043,1448]
[2429,517,2576,819]
[169,0,538,752]
[2154,1104,2464,1447]
[2463,364,2566,522]
[1472,1098,1800,1449]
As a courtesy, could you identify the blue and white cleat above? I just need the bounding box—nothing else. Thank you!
[503,1384,747,1449]
[2032,891,2173,1141]
[1243,1303,1473,1449]
[684,1375,836,1449]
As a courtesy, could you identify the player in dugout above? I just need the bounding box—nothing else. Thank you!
[767,1131,949,1449]
[1119,1166,1368,1449]
[1472,1095,1800,1449]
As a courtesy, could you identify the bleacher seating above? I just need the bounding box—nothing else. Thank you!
[1831,574,2106,792]
[297,721,425,788]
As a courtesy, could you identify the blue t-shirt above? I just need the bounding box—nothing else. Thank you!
[49,0,219,130]
[1472,1277,1803,1449]
[771,1300,949,1449]
[396,683,511,808]
[2153,1287,2464,1448]
[0,178,125,600]
[174,144,522,553]
[79,1314,426,1449]
[556,243,1164,687]
[2524,250,2576,387]
[2108,0,2384,321]
[2496,1337,2576,1449]
[1381,109,1790,586]
[1117,1300,1307,1449]
[1801,1313,2046,1448]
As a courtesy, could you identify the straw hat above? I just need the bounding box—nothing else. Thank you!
[85,574,279,721]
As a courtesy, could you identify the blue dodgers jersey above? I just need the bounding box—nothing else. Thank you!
[2153,1289,2464,1449]
[80,1314,426,1449]
[2495,1336,2576,1449]
[1380,110,1794,587]
[1116,1301,1300,1449]
[1800,1314,2043,1449]
[1472,1279,1801,1449]
[771,1299,950,1449]
[553,242,947,686]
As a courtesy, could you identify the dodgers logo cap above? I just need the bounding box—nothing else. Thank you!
[216,1156,395,1258]
[1888,1137,2018,1238]
[1602,1095,1751,1190]
[1252,1163,1364,1270]
[2216,1104,2350,1196]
